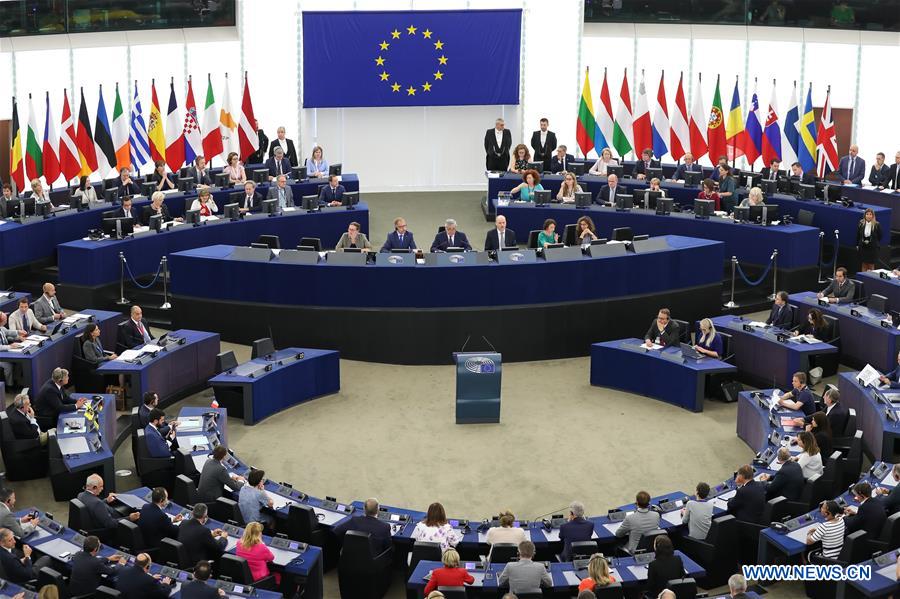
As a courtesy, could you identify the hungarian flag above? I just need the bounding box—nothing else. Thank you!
[575,67,596,157]
[148,80,166,162]
[112,83,130,172]
[761,81,782,165]
[669,73,690,161]
[724,78,745,161]
[9,98,24,192]
[631,74,651,158]
[688,75,708,160]
[76,88,99,177]
[219,74,238,156]
[238,73,259,161]
[596,69,614,154]
[42,92,60,186]
[202,75,224,162]
[651,72,670,161]
[706,75,727,164]
[612,69,633,157]
[164,80,185,172]
[58,90,80,182]
[182,77,203,166]
[25,94,43,180]
[744,82,764,166]
[815,86,839,178]
[94,85,117,177]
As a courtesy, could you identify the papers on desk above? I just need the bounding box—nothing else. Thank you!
[662,510,684,526]
[200,215,219,222]
[788,334,820,344]
[37,537,82,559]
[225,537,238,552]
[786,522,818,543]
[746,321,767,328]
[182,435,210,449]
[710,490,736,511]
[192,454,209,472]
[115,349,142,361]
[283,207,297,212]
[874,269,898,279]
[542,529,598,542]
[62,418,85,434]
[116,493,148,509]
[876,564,898,580]
[57,437,90,455]
[627,564,649,580]
[563,570,583,585]
[62,313,91,324]
[263,490,300,511]
[882,471,899,488]
[768,459,784,472]
[177,417,203,432]
[312,505,347,526]
[602,512,633,534]
[25,334,48,343]
[858,364,883,388]
[141,344,163,353]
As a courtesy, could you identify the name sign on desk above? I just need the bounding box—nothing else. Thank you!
[588,243,627,258]
[230,246,274,262]
[543,246,584,262]
[377,252,416,266]
[424,252,490,266]
[326,251,367,266]
[496,249,537,264]
[278,249,320,265]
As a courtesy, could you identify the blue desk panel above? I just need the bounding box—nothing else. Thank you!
[842,548,900,598]
[57,203,370,287]
[0,291,30,314]
[495,201,819,268]
[736,390,804,453]
[837,372,900,462]
[762,194,890,246]
[56,394,115,472]
[590,338,737,412]
[844,186,900,230]
[857,271,900,310]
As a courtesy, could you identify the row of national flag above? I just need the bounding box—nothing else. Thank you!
[576,68,839,177]
[9,73,259,191]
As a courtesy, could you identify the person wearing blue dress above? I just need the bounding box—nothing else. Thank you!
[694,318,723,358]
[510,169,544,202]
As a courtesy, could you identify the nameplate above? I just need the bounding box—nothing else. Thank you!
[742,324,753,332]
[882,320,892,329]
[326,251,367,266]
[376,252,416,266]
[543,246,583,262]
[817,298,829,306]
[230,246,274,262]
[277,250,319,265]
[587,243,627,258]
[631,238,670,253]
[881,271,890,280]
[496,249,537,264]
[424,252,489,266]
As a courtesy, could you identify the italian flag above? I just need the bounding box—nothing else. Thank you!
[575,67,596,157]
[202,75,224,162]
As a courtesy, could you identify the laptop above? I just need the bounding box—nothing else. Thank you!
[680,342,703,359]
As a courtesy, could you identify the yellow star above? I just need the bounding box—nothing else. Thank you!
[433,70,444,80]
[379,41,389,51]
[406,86,416,96]
[422,29,432,39]
[434,40,444,50]
[407,25,417,35]
[438,55,448,65]
[422,82,432,92]
[391,29,401,39]
[391,82,401,92]
[379,71,390,81]
[375,56,385,66]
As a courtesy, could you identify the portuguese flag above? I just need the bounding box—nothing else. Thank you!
[576,67,596,157]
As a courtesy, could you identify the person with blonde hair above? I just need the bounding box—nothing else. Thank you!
[578,553,615,591]
[738,186,764,208]
[589,147,618,176]
[235,521,279,583]
[306,145,329,178]
[38,585,60,598]
[693,318,723,358]
[423,547,474,595]
[486,510,527,546]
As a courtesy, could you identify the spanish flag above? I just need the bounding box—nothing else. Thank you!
[148,79,166,162]
[9,98,24,192]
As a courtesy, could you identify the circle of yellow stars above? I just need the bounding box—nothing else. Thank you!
[373,25,447,96]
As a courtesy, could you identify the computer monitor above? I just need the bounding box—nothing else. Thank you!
[251,338,276,359]
[228,191,244,205]
[684,171,702,186]
[744,172,762,188]
[301,195,319,211]
[749,203,780,224]
[574,191,592,208]
[633,189,661,210]
[799,183,816,199]
[250,242,271,249]
[733,206,750,222]
[341,191,359,208]
[646,167,663,181]
[291,166,307,180]
[612,227,633,242]
[869,294,888,315]
[214,173,232,188]
[694,198,714,219]
[526,161,544,173]
[49,188,70,205]
[148,214,163,232]
[655,198,674,215]
[822,184,842,203]
[329,163,343,176]
[5,197,35,219]
[615,194,633,211]
[570,162,586,176]
[606,164,624,179]
[590,238,608,246]
[262,198,279,216]
[101,217,134,239]
[777,178,792,193]
[216,351,239,374]
[36,201,54,219]
[533,189,550,205]
[252,169,269,184]
[184,209,201,227]
[762,179,778,196]
[141,181,157,197]
[223,203,240,221]
[71,194,87,212]
[177,178,194,192]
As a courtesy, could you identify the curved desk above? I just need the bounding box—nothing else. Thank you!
[837,372,900,462]
[169,235,724,364]
[48,394,116,500]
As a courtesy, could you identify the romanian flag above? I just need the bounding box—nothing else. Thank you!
[9,98,24,191]
[76,88,99,177]
[725,78,745,161]
[575,67,596,157]
[148,80,166,162]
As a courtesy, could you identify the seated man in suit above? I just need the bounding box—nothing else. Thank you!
[138,392,177,436]
[632,148,661,180]
[187,156,213,187]
[8,298,47,334]
[550,145,575,174]
[819,386,849,434]
[266,174,294,210]
[765,291,792,328]
[758,447,805,501]
[112,195,139,221]
[844,481,887,537]
[115,553,171,598]
[0,527,53,584]
[35,367,84,426]
[790,161,816,185]
[118,305,154,350]
[672,153,702,180]
[777,371,817,417]
[33,282,65,325]
[559,500,594,561]
[876,464,900,514]
[0,487,38,539]
[381,217,417,252]
[6,394,48,446]
[181,560,222,599]
[138,487,182,549]
[483,214,516,251]
[880,352,900,389]
[430,218,472,252]
[727,465,765,524]
[0,312,25,384]
[144,408,177,458]
[68,534,127,596]
[838,145,866,185]
[265,146,292,180]
[817,266,855,304]
[595,173,622,205]
[178,503,228,564]
[644,308,680,348]
[333,497,392,553]
[497,540,552,594]
[77,474,140,538]
[318,174,345,207]
[760,159,783,181]
[197,445,245,503]
[116,167,141,198]
[614,490,661,553]
[238,181,262,213]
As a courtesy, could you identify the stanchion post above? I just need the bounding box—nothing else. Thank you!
[160,257,172,310]
[724,256,739,309]
[768,249,778,301]
[115,252,130,306]
[817,231,826,284]
[833,229,839,280]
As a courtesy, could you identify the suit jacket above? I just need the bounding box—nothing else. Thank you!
[484,128,512,170]
[334,515,392,553]
[115,565,170,599]
[319,184,345,204]
[238,192,262,211]
[110,206,139,221]
[673,162,702,180]
[138,502,180,549]
[760,167,784,180]
[268,138,298,166]
[497,558,552,593]
[35,379,76,423]
[118,319,154,350]
[144,424,172,458]
[558,517,595,561]
[335,232,372,250]
[727,480,766,524]
[380,231,417,252]
[766,303,792,328]
[181,579,221,599]
[142,204,173,225]
[83,338,110,365]
[596,184,623,205]
[857,219,882,250]
[0,546,34,583]
[646,554,685,598]
[765,460,805,501]
[529,130,557,165]
[69,550,120,597]
[266,184,294,208]
[644,319,680,348]
[186,167,212,187]
[8,309,42,333]
[550,153,576,174]
[844,497,887,537]
[838,155,866,184]
[825,402,849,436]
[483,228,517,252]
[821,278,855,304]
[76,490,122,531]
[265,156,292,178]
[178,518,227,563]
[0,501,34,538]
[632,159,661,178]
[869,164,891,187]
[33,294,63,325]
[885,164,900,191]
[6,407,39,440]
[117,180,141,197]
[884,484,900,515]
[197,459,244,503]
[791,171,816,185]
[430,230,472,252]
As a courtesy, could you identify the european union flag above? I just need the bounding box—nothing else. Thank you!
[302,10,522,108]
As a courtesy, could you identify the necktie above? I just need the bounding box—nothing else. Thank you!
[279,189,284,204]
[137,321,146,339]
[23,313,28,330]
[449,235,454,246]
[398,234,404,245]
[849,158,854,178]
[277,162,282,175]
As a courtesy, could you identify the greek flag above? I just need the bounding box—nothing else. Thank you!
[129,82,151,171]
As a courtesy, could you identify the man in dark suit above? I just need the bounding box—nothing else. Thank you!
[644,308,680,348]
[765,291,792,328]
[77,474,140,537]
[483,215,516,251]
[318,175,345,207]
[672,153,702,180]
[197,445,245,503]
[844,482,887,536]
[247,121,268,164]
[790,162,816,185]
[837,145,866,185]
[116,168,141,197]
[181,560,223,599]
[138,487,182,549]
[882,352,900,389]
[186,156,212,187]
[559,501,595,561]
[112,196,138,220]
[760,159,783,181]
[529,118,557,171]
[333,498,392,553]
[430,219,472,252]
[265,146,292,180]
[118,305,154,350]
[484,118,512,171]
[35,367,83,426]
[0,527,52,583]
[876,464,900,514]
[632,149,661,180]
[759,448,804,501]
[68,535,127,596]
[144,408,177,458]
[115,553,171,598]
[817,266,855,304]
[6,394,47,445]
[268,126,298,166]
[178,503,228,564]
[885,152,900,191]
[595,174,622,205]
[380,217,417,252]
[138,392,164,431]
[238,181,262,213]
[822,387,849,435]
[727,465,765,524]
[550,145,575,174]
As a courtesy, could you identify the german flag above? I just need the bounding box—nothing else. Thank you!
[76,88,98,177]
[9,97,24,192]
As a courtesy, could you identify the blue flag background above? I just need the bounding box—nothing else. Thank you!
[302,10,522,108]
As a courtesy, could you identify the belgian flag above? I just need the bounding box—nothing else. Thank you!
[9,97,24,192]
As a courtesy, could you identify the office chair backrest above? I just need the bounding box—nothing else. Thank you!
[706,513,736,545]
[823,315,839,342]
[341,530,377,561]
[95,586,121,598]
[213,496,244,525]
[844,409,857,438]
[38,567,68,598]
[256,234,281,250]
[487,542,519,564]
[850,278,865,302]
[797,209,815,226]
[287,503,319,541]
[839,530,869,563]
[435,587,467,599]
[570,540,599,558]
[68,498,93,533]
[159,537,190,569]
[593,581,625,598]
[672,319,690,344]
[116,518,145,554]
[409,541,441,574]
[788,304,799,328]
[667,577,697,599]
[299,237,322,252]
[172,474,200,507]
[219,553,255,584]
[718,331,732,360]
[527,230,540,249]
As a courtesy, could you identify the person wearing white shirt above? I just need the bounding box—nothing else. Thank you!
[589,147,618,176]
[8,298,46,334]
[29,179,51,204]
[0,312,25,383]
[793,431,824,479]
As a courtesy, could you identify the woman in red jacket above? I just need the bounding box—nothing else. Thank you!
[423,548,474,596]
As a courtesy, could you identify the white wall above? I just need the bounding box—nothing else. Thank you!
[1,3,897,190]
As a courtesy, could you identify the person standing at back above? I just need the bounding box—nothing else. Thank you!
[484,118,512,172]
[529,118,557,172]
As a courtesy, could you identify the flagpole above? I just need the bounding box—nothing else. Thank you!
[208,72,213,169]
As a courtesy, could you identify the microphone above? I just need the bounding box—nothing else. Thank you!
[459,335,472,353]
[481,336,498,352]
